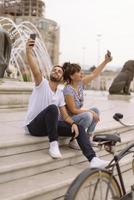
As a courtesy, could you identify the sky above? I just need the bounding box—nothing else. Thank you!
[45,0,134,69]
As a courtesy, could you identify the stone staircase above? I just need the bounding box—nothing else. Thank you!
[0,126,134,200]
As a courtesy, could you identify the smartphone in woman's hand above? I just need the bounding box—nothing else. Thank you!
[107,50,111,57]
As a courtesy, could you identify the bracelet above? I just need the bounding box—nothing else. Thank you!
[71,122,77,126]
[64,115,70,121]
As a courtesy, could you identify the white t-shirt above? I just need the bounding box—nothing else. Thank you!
[24,78,65,127]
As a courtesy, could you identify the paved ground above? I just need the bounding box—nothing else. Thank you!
[84,91,134,130]
[0,91,134,143]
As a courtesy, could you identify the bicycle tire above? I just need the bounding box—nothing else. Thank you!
[65,168,122,200]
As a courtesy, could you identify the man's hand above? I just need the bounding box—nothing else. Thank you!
[26,38,42,86]
[71,123,79,138]
[26,38,35,53]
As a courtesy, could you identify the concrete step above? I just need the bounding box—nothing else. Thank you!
[0,136,70,157]
[0,147,85,184]
[0,154,133,200]
[0,128,134,184]
[0,125,134,157]
[0,92,134,199]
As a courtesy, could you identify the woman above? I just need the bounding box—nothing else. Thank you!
[62,50,112,149]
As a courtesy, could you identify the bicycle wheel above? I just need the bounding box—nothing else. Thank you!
[65,168,121,200]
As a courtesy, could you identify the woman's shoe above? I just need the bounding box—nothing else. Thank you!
[87,133,97,147]
[69,139,80,150]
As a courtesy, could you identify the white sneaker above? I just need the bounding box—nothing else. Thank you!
[49,141,62,159]
[69,139,80,150]
[90,157,109,169]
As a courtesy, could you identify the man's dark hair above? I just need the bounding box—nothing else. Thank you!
[53,65,63,71]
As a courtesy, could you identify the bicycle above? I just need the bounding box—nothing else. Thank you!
[64,113,134,200]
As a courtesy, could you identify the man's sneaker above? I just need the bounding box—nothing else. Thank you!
[49,141,62,159]
[90,157,109,168]
[69,139,80,150]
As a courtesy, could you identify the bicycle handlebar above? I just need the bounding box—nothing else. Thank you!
[113,113,134,127]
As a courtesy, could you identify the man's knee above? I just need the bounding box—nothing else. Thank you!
[45,104,58,117]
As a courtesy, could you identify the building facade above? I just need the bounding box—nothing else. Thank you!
[0,0,59,65]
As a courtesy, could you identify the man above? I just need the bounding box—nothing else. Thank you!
[24,38,109,168]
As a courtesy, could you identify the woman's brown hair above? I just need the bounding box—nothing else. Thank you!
[62,62,81,83]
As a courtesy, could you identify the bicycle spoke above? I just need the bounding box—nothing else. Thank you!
[81,173,119,200]
[65,169,121,200]
[92,177,101,200]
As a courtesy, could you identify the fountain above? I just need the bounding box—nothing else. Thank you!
[0,17,52,80]
[0,17,53,108]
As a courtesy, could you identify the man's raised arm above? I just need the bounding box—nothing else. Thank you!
[26,39,42,86]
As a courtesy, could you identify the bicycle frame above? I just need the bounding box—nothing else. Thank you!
[108,143,134,196]
[65,113,134,200]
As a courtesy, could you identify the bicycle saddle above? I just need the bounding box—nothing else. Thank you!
[93,133,121,143]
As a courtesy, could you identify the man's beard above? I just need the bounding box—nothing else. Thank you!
[50,74,62,83]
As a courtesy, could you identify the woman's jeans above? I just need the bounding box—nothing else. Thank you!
[27,104,96,162]
[72,107,99,135]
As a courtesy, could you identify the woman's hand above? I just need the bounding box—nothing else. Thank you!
[82,50,112,85]
[104,50,112,64]
[89,110,100,123]
[71,123,79,138]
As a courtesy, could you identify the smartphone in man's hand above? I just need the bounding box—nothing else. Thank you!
[29,33,36,46]
[30,33,36,40]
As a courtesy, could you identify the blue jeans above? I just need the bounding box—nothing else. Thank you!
[72,107,99,135]
[27,104,96,161]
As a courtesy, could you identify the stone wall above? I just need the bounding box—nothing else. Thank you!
[0,79,33,108]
